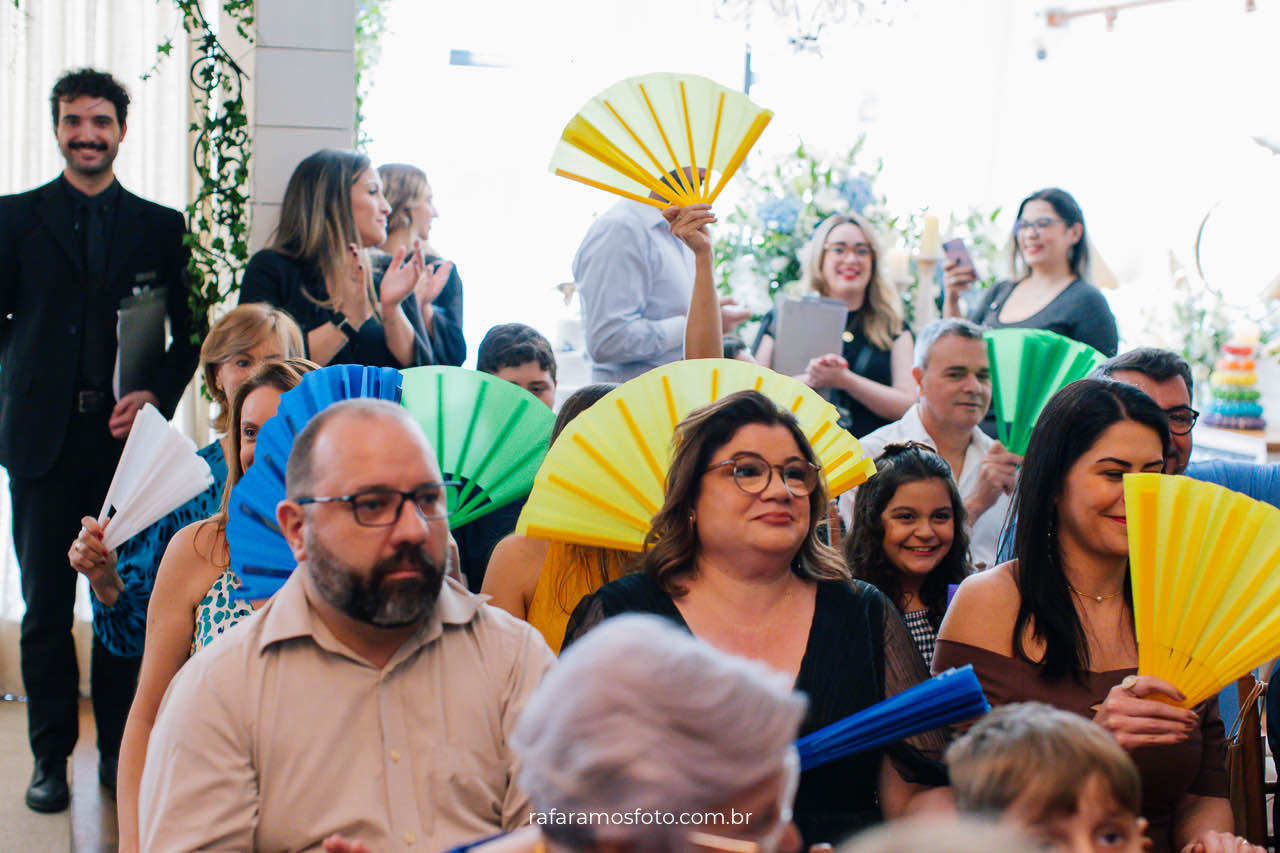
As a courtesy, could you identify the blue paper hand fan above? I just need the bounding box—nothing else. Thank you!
[226,364,403,599]
[795,665,990,771]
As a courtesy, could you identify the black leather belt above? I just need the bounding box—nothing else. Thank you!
[76,390,111,413]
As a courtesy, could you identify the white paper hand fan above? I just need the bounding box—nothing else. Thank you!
[399,367,555,528]
[98,403,214,551]
[226,365,403,599]
[1126,473,1280,708]
[516,359,876,552]
[550,72,773,208]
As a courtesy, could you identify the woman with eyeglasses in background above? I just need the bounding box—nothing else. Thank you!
[753,213,916,437]
[563,390,948,847]
[942,187,1118,358]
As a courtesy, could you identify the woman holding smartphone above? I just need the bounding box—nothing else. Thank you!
[942,187,1118,358]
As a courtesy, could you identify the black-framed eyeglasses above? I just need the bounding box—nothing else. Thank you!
[1013,216,1064,234]
[823,242,873,259]
[705,452,821,498]
[295,482,459,527]
[1164,406,1199,435]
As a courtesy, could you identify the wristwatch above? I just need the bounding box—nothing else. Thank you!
[330,312,359,340]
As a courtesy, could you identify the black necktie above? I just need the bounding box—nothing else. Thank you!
[79,201,112,390]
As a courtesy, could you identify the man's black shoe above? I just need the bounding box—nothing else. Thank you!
[24,758,69,813]
[99,753,118,798]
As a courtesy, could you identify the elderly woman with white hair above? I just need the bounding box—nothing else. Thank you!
[442,614,806,853]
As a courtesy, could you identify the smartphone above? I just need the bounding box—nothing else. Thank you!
[942,238,975,271]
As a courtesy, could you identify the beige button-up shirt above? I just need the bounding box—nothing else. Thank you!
[139,572,554,852]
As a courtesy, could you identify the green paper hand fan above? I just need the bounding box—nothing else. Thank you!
[399,367,555,527]
[985,329,1107,455]
[516,359,876,552]
[550,72,773,209]
[1126,473,1280,708]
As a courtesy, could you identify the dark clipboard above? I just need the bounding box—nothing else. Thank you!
[771,295,848,377]
[113,288,167,399]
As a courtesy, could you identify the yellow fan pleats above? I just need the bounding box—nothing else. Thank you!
[550,72,773,209]
[517,359,877,552]
[1126,473,1280,708]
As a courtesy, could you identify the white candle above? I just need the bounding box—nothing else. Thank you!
[885,248,910,283]
[919,215,941,257]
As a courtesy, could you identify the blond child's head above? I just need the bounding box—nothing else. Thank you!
[946,702,1146,853]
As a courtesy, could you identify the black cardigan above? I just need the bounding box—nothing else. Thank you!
[238,248,433,368]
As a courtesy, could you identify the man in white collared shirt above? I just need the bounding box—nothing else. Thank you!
[839,319,1022,569]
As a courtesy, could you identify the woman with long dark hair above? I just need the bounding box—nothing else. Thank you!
[239,149,432,368]
[934,379,1250,853]
[563,390,947,846]
[942,187,1118,358]
[843,443,970,666]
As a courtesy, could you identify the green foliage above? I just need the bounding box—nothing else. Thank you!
[713,137,1002,328]
[354,0,391,151]
[159,0,255,342]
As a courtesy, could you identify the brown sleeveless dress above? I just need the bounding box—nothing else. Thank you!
[933,639,1228,853]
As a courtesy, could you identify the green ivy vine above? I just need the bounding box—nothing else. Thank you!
[354,0,390,150]
[166,0,254,340]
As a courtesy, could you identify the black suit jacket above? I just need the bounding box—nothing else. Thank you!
[0,176,199,478]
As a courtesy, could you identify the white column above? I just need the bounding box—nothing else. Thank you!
[228,0,357,252]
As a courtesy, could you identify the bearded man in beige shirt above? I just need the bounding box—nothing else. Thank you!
[139,399,555,852]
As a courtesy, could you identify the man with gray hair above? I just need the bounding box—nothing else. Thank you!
[839,319,1022,568]
[138,399,554,852]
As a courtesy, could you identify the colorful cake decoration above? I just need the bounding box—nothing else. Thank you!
[1203,327,1266,431]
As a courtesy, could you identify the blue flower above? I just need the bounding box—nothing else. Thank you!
[758,196,802,234]
[837,175,874,213]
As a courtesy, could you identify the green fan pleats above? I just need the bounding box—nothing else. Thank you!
[985,329,1108,456]
[399,367,555,527]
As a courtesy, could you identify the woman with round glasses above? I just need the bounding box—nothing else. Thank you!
[753,213,916,437]
[563,390,947,846]
[942,187,1118,358]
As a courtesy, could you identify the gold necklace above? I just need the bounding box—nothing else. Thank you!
[1066,582,1124,604]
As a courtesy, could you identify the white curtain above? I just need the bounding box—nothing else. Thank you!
[0,0,190,696]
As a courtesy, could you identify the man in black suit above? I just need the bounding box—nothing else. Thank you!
[0,68,200,812]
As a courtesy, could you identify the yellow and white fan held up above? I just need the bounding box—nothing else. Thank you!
[1125,473,1280,708]
[516,359,877,552]
[550,72,773,209]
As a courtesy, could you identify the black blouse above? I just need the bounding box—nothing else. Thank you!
[238,248,433,368]
[370,250,467,366]
[969,278,1118,358]
[755,309,909,438]
[564,574,947,846]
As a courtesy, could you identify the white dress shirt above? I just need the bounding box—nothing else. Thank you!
[572,200,695,382]
[838,403,1012,570]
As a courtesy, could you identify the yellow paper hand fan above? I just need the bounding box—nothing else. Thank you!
[550,72,773,209]
[516,359,876,552]
[1126,473,1280,708]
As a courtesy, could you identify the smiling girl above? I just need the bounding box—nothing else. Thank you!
[843,443,971,666]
